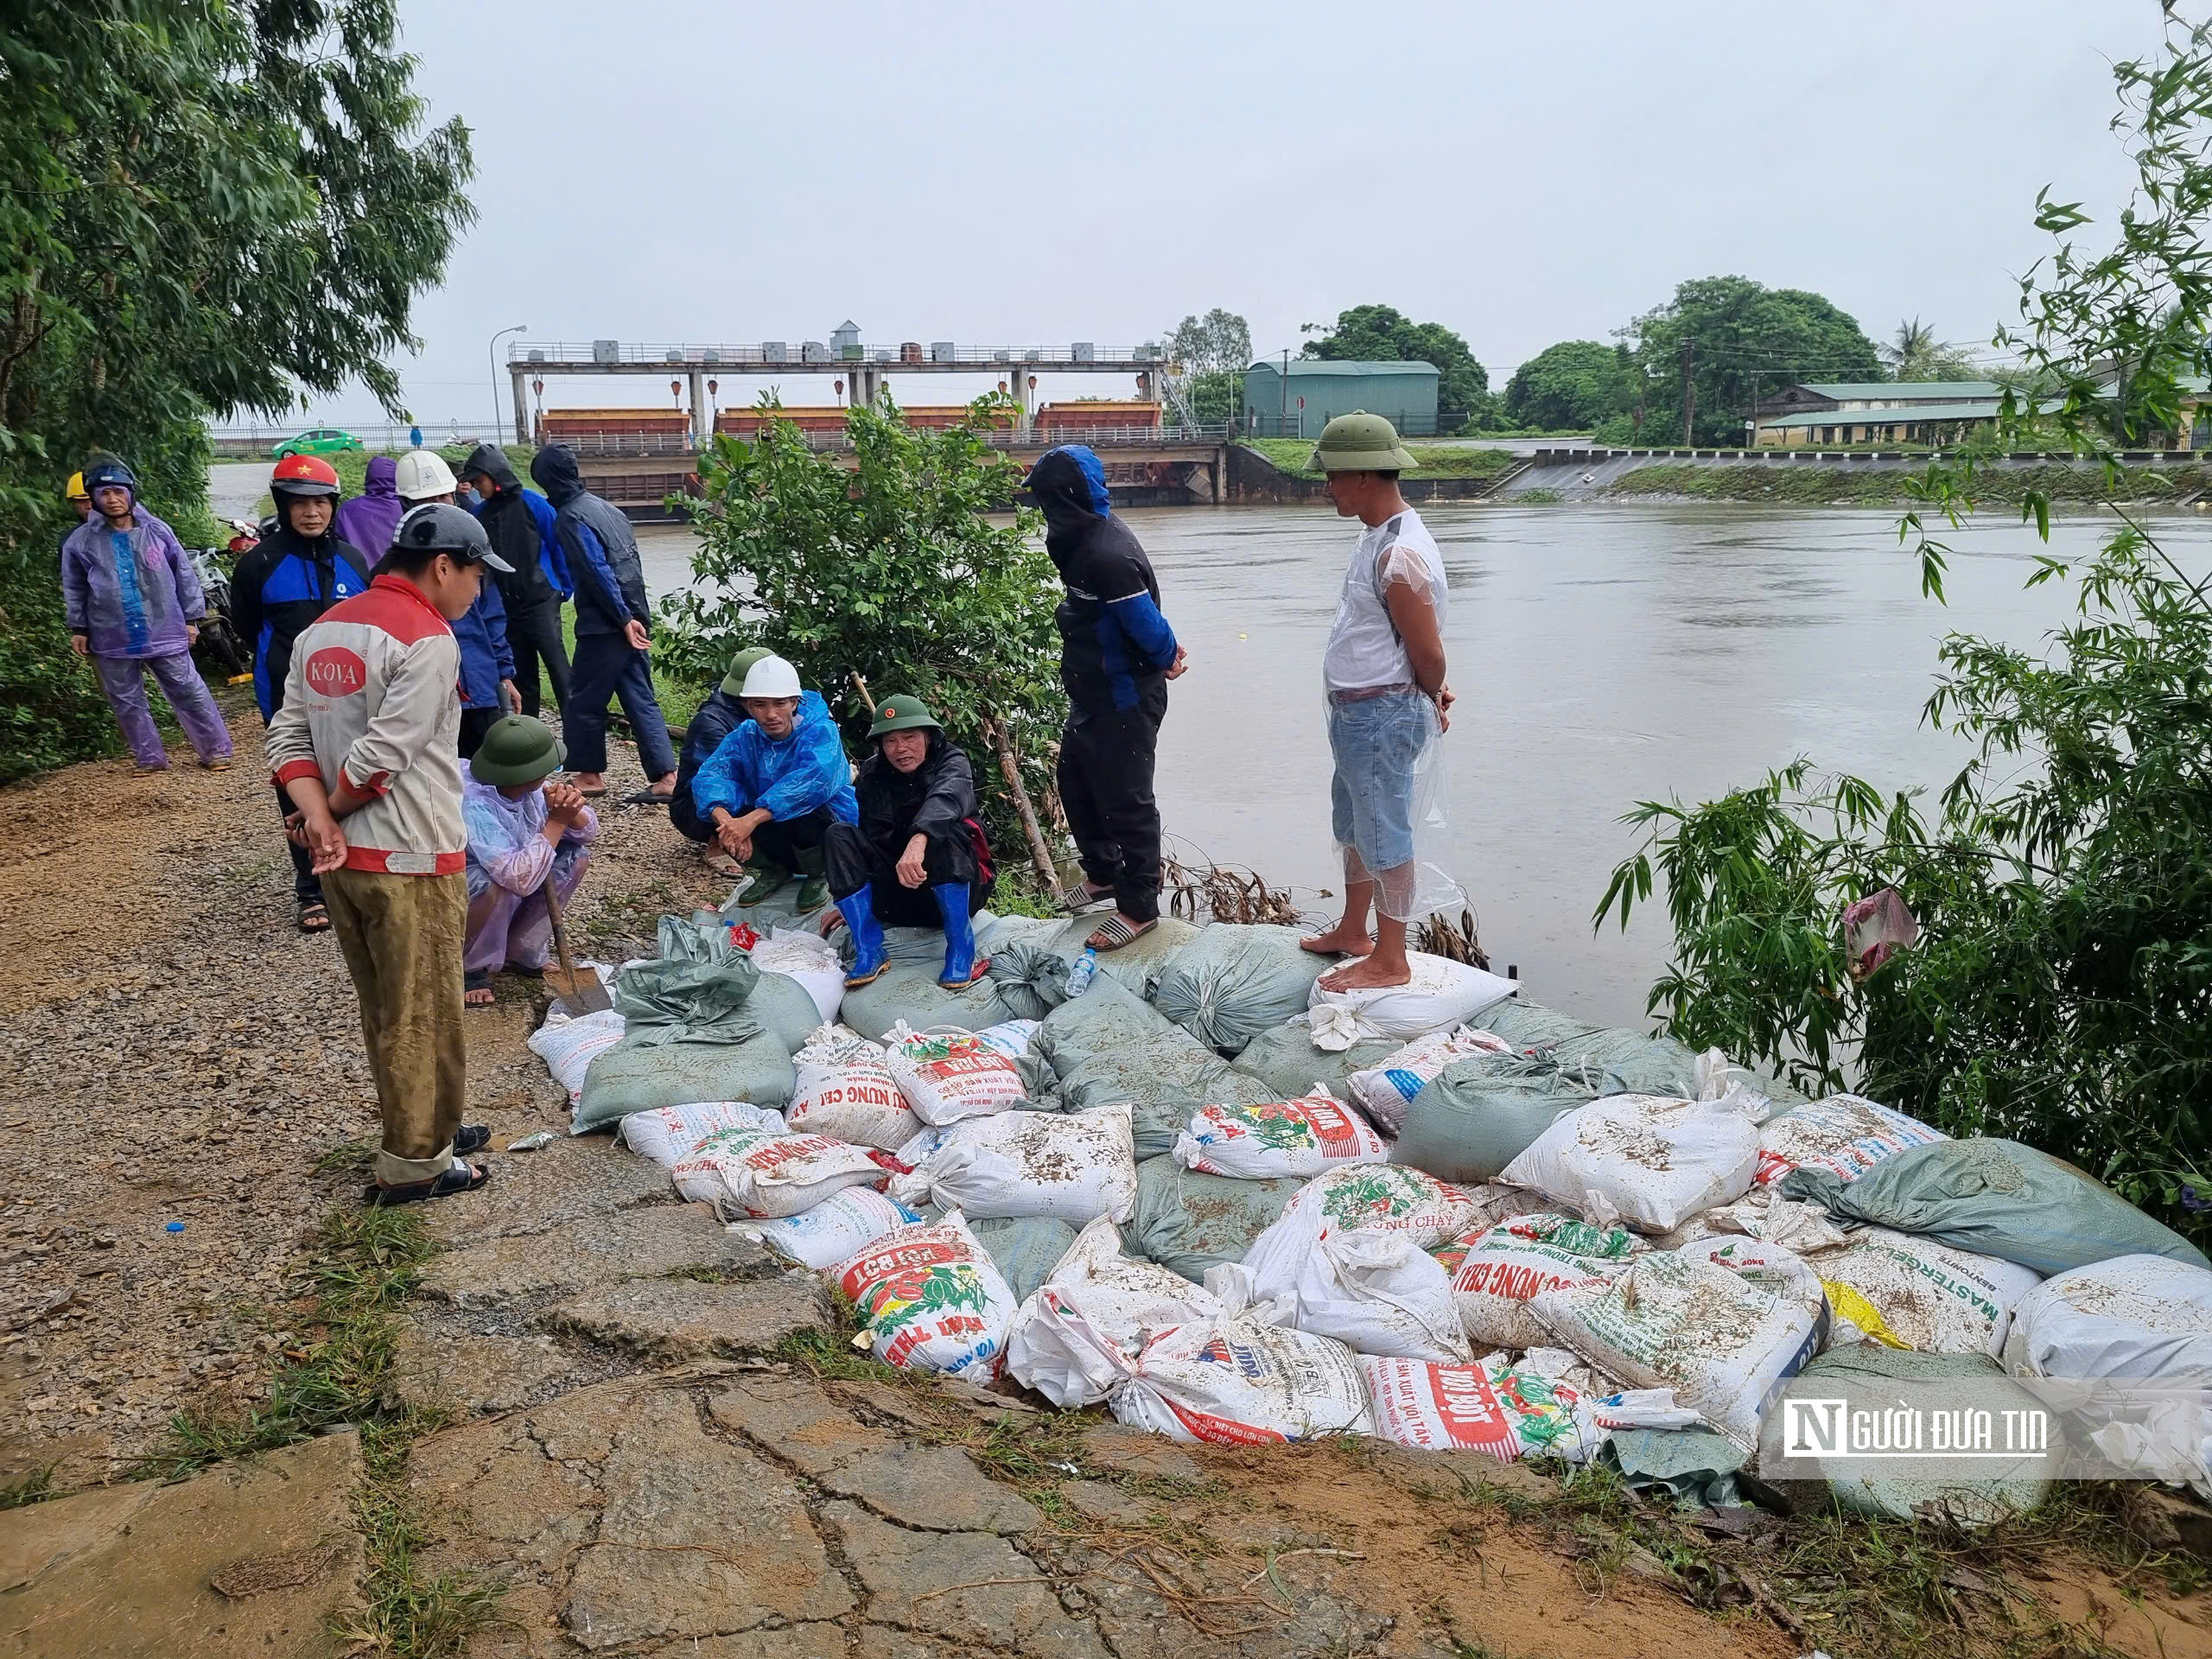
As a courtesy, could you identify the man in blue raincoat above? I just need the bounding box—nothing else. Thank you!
[690,653,856,912]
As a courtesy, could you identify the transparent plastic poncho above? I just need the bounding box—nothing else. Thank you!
[1323,541,1464,924]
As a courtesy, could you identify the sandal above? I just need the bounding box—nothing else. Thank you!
[200,755,234,772]
[464,969,495,1007]
[620,787,670,806]
[297,900,331,934]
[1061,881,1115,915]
[1085,914,1157,952]
[364,1162,489,1206]
[453,1125,492,1156]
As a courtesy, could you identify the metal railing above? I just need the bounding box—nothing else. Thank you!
[206,421,500,457]
[548,423,1230,458]
[507,340,1171,371]
[1243,410,1441,440]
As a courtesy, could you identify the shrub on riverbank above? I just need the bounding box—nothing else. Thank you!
[1604,460,2211,505]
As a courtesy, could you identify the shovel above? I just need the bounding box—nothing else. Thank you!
[541,873,613,1016]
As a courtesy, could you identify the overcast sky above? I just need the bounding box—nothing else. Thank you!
[285,0,2176,432]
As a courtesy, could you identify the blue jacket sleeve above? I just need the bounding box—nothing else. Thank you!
[691,726,756,818]
[482,578,514,678]
[568,519,632,625]
[757,701,855,822]
[1106,589,1179,671]
[528,492,572,597]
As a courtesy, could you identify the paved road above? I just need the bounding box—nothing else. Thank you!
[207,461,270,523]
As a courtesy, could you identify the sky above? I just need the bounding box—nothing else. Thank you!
[276,0,2177,435]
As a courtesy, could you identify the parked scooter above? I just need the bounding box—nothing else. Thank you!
[185,522,254,680]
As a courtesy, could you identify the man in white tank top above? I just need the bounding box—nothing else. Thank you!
[1297,413,1456,990]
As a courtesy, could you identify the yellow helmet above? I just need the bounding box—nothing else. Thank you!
[65,471,87,502]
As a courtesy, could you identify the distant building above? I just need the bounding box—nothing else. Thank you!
[1241,359,1440,440]
[1750,380,2003,446]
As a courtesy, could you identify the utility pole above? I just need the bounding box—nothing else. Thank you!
[1680,337,1695,447]
[1281,347,1289,438]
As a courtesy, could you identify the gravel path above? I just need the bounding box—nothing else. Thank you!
[0,690,722,1489]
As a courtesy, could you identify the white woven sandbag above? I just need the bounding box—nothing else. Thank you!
[1362,1353,1603,1463]
[1101,1311,1376,1445]
[1306,952,1518,1048]
[617,1101,785,1167]
[834,1211,1020,1378]
[1172,1090,1387,1179]
[881,1022,1028,1124]
[1808,1224,2043,1357]
[973,1018,1042,1061]
[1529,1248,1819,1449]
[788,1026,918,1151]
[1214,1227,1470,1363]
[1005,1216,1222,1407]
[733,1188,920,1270]
[1347,1026,1512,1135]
[669,1125,884,1219]
[1755,1093,1947,1186]
[2005,1254,2212,1380]
[892,1103,1137,1226]
[527,1007,626,1104]
[1500,1090,1762,1233]
[1439,1213,1640,1349]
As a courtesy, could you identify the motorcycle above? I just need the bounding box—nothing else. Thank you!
[186,523,253,680]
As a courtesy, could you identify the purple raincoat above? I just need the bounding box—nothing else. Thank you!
[60,511,207,658]
[332,455,404,560]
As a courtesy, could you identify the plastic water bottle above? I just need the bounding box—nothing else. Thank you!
[1065,947,1099,997]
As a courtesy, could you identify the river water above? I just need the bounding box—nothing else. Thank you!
[641,503,2205,1029]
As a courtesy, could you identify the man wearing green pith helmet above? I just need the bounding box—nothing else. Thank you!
[1297,411,1464,991]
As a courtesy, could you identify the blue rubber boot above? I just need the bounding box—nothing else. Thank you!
[933,883,983,988]
[837,887,887,988]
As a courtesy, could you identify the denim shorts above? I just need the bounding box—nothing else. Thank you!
[1327,690,1433,871]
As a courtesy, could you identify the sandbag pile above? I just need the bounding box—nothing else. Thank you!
[524,920,2212,1511]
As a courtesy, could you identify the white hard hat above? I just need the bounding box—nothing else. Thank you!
[394,448,459,501]
[740,654,803,699]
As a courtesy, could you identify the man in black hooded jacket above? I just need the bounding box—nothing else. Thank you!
[1025,445,1186,951]
[527,444,677,800]
[463,442,570,718]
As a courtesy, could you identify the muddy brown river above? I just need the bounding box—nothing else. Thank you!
[640,502,2202,1027]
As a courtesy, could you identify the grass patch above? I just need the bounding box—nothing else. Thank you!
[135,1204,505,1657]
[1605,460,2212,506]
[1238,439,1517,480]
[1515,487,1565,504]
[554,604,709,737]
[0,1467,59,1510]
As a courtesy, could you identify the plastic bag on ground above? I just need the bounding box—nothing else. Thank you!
[1806,1224,2042,1357]
[1440,1213,1640,1350]
[1755,1093,1946,1186]
[1123,1156,1306,1284]
[1362,1353,1604,1463]
[753,926,848,1026]
[834,1211,1020,1378]
[617,1101,787,1167]
[1005,1216,1224,1407]
[1096,1298,1376,1446]
[2004,1254,2212,1381]
[1306,951,1518,1049]
[1230,1019,1399,1104]
[1173,1090,1387,1180]
[787,1026,919,1151]
[1500,1090,1764,1233]
[1347,1025,1513,1135]
[1388,1052,1591,1185]
[670,1124,885,1219]
[1145,923,1335,1058]
[1039,972,1282,1156]
[1782,1138,2212,1276]
[732,1188,919,1270]
[528,1007,626,1105]
[1530,1248,1822,1450]
[892,1101,1137,1225]
[881,1022,1029,1125]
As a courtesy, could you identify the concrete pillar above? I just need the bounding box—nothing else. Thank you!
[1011,372,1033,435]
[510,370,531,446]
[689,371,709,448]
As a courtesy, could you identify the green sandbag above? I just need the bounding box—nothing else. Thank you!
[751,970,827,1052]
[1477,1000,1607,1050]
[1790,1348,2050,1524]
[1124,1154,1303,1284]
[1146,923,1332,1058]
[1782,1138,2210,1276]
[1038,974,1279,1159]
[837,918,1064,1041]
[1230,1020,1397,1102]
[1389,1052,1588,1184]
[1027,912,1199,996]
[970,1215,1080,1301]
[574,1027,795,1129]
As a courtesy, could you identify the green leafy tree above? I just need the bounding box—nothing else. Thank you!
[1165,308,1253,378]
[664,397,1065,858]
[1503,340,1637,431]
[0,3,474,783]
[1300,304,1491,433]
[1617,276,1884,445]
[1597,25,2212,1237]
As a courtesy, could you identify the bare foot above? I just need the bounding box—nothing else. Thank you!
[464,983,496,1007]
[1318,955,1413,992]
[647,773,676,798]
[1300,925,1375,958]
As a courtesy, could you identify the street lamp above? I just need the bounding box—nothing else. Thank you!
[487,323,527,440]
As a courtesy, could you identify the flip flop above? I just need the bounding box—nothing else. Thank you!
[1060,882,1115,915]
[364,1162,489,1206]
[620,787,670,806]
[574,783,608,799]
[453,1125,492,1155]
[297,900,331,934]
[1085,915,1156,952]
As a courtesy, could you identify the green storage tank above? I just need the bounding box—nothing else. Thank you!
[1241,359,1440,439]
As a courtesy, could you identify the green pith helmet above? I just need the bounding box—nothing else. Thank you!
[721,645,775,696]
[469,715,566,786]
[867,694,942,739]
[1309,410,1419,473]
